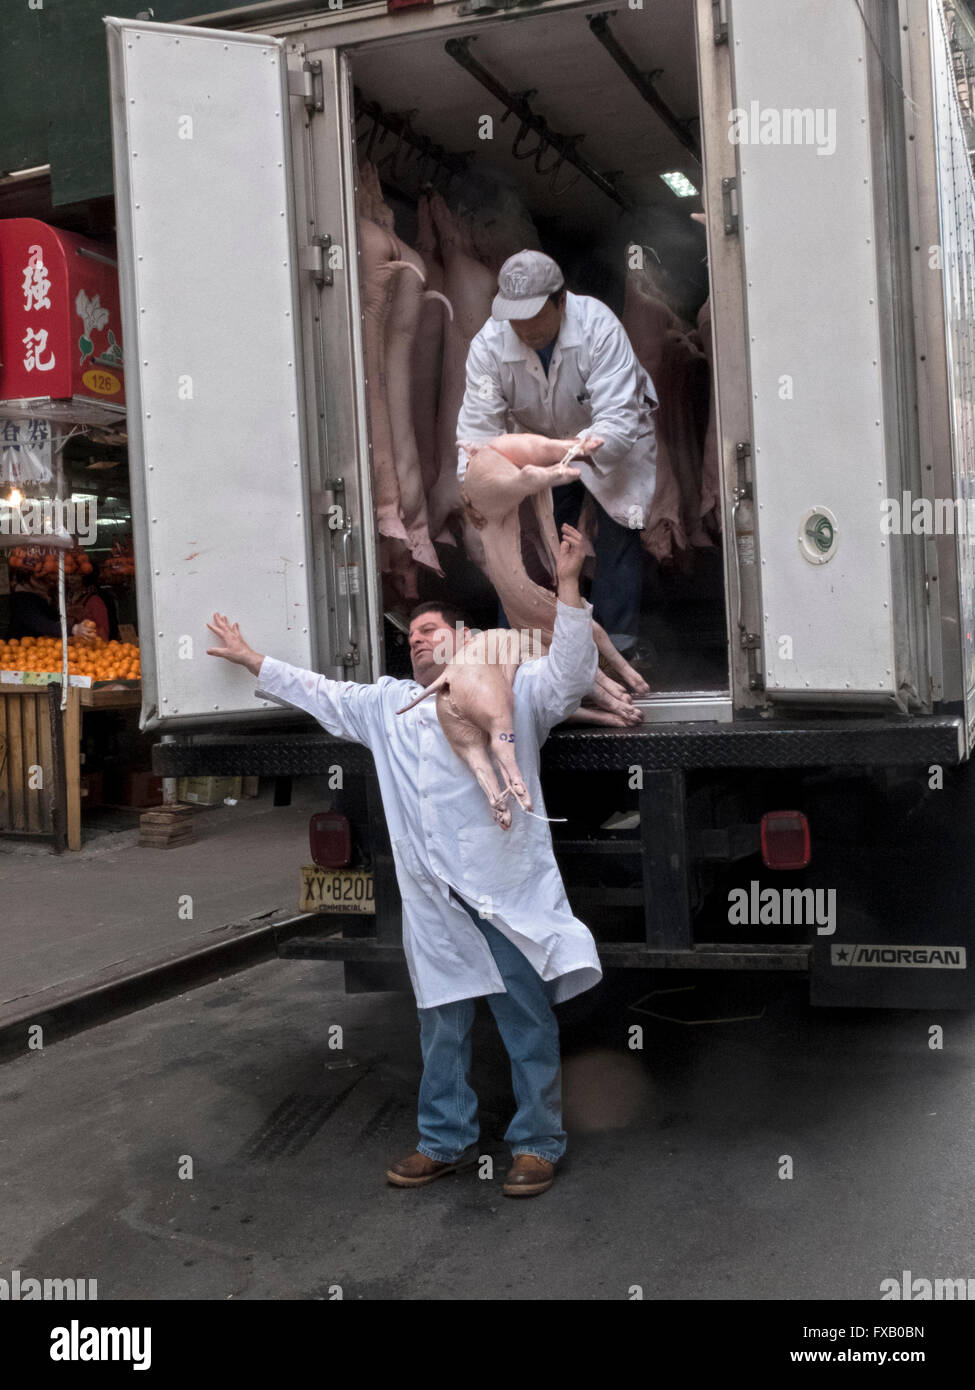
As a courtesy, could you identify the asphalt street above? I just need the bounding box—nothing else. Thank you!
[2,955,973,1302]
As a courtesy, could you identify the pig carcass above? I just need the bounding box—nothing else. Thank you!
[426,194,497,540]
[359,213,411,549]
[358,166,451,590]
[384,242,443,575]
[460,433,650,726]
[397,628,532,830]
[623,267,711,562]
[412,193,447,497]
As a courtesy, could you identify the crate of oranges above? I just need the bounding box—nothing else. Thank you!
[0,635,141,685]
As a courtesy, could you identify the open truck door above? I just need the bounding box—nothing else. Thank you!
[718,0,931,713]
[105,17,377,731]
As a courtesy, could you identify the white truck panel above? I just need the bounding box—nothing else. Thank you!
[729,0,899,700]
[105,18,315,728]
[929,0,975,728]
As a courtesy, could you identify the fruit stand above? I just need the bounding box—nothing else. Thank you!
[0,216,139,849]
[0,628,143,849]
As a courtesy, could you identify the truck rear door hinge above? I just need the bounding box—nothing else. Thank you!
[741,632,764,691]
[722,176,739,235]
[734,440,752,497]
[712,0,729,44]
[287,60,323,114]
[299,234,334,288]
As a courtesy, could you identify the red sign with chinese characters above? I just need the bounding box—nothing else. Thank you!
[0,218,125,408]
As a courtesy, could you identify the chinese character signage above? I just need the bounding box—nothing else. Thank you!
[0,417,53,484]
[0,218,125,409]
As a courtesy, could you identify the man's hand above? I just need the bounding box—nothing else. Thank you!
[206,613,264,677]
[573,434,603,458]
[556,523,586,607]
[71,620,97,644]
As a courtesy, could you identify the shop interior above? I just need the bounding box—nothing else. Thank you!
[0,427,151,826]
[349,4,728,695]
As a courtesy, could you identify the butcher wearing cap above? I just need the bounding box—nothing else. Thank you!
[204,522,602,1198]
[457,250,659,658]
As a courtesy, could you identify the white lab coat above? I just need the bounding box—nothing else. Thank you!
[254,599,603,1009]
[456,290,659,528]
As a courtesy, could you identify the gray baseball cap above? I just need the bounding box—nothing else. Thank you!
[492,250,565,320]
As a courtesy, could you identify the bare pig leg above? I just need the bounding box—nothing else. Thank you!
[592,621,650,697]
[490,434,604,470]
[438,696,513,829]
[487,719,533,817]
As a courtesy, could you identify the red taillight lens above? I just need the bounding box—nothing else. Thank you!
[760,810,810,870]
[309,812,351,870]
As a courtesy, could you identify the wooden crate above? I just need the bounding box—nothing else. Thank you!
[0,685,62,837]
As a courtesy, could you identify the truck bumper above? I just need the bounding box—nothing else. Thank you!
[153,714,966,778]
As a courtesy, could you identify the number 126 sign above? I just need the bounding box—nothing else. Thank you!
[0,218,125,408]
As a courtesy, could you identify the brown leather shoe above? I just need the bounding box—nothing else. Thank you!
[386,1150,467,1188]
[503,1154,555,1197]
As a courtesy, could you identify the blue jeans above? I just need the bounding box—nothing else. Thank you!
[415,898,567,1165]
[497,479,643,653]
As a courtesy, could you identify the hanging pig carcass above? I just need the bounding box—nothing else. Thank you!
[459,433,649,725]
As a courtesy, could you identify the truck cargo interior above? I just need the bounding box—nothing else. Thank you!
[345,5,728,705]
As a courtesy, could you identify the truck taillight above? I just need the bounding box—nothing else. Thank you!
[760,811,810,870]
[309,812,352,869]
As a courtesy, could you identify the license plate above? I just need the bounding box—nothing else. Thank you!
[299,865,375,914]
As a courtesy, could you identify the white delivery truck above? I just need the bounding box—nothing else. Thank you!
[104,0,975,1007]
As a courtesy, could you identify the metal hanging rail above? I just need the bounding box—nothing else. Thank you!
[587,14,702,167]
[354,89,473,191]
[443,37,632,211]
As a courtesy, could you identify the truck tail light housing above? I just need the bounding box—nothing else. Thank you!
[760,811,810,870]
[309,812,352,870]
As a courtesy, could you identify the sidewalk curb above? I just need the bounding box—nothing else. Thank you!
[0,911,328,1065]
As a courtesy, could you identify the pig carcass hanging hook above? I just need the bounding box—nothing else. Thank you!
[374,109,414,173]
[511,118,547,161]
[374,127,403,174]
[503,91,545,160]
[499,90,538,128]
[544,134,585,195]
[550,160,582,196]
[533,134,563,177]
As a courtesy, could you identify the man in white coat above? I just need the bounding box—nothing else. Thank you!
[205,523,602,1198]
[457,250,658,657]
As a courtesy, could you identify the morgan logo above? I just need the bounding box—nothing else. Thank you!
[831,945,966,969]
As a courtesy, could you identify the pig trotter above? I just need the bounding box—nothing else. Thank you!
[592,621,651,698]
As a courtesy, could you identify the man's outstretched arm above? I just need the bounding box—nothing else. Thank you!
[523,525,601,735]
[206,613,377,745]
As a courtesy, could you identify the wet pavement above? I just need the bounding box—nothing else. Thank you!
[2,955,973,1301]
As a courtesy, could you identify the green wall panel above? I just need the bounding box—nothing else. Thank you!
[0,1,230,206]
